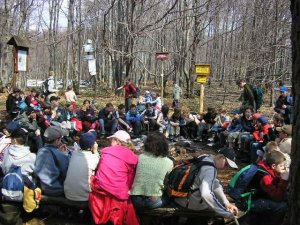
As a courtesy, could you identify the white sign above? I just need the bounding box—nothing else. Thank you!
[88,59,97,76]
[17,50,27,71]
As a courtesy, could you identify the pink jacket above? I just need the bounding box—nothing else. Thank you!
[94,145,138,200]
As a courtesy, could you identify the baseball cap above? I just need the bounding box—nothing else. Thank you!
[44,126,69,142]
[79,130,97,150]
[9,128,29,139]
[276,125,292,135]
[145,90,150,95]
[218,147,238,169]
[280,86,288,92]
[49,96,60,102]
[107,130,131,143]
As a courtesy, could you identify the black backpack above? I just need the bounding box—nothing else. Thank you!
[166,155,215,198]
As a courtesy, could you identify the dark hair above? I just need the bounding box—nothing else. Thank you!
[10,129,28,145]
[145,103,152,108]
[266,151,286,166]
[83,99,90,105]
[173,108,181,118]
[130,104,136,109]
[106,103,113,108]
[161,104,169,117]
[67,85,73,91]
[273,113,284,124]
[31,88,37,93]
[243,106,253,114]
[144,132,169,157]
[118,104,125,110]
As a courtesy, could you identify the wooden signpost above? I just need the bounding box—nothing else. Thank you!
[195,64,211,114]
[7,36,30,89]
[155,52,169,103]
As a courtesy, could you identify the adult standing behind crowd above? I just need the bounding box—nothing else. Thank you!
[45,70,59,103]
[117,79,137,111]
[236,79,256,112]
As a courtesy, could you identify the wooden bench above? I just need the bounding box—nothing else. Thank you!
[2,195,246,225]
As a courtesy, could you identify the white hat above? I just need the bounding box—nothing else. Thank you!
[107,130,131,143]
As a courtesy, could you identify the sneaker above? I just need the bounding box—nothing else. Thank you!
[193,137,203,142]
[207,137,214,142]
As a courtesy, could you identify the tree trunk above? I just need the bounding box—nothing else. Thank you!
[288,0,300,224]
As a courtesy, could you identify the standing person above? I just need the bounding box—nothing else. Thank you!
[44,70,59,103]
[64,85,77,111]
[172,83,182,108]
[89,130,139,225]
[174,148,238,221]
[131,132,173,209]
[34,126,70,196]
[236,79,256,112]
[117,79,137,111]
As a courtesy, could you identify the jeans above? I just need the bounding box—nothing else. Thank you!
[239,132,253,152]
[99,119,118,135]
[197,123,208,138]
[252,199,288,214]
[250,141,263,163]
[131,196,164,209]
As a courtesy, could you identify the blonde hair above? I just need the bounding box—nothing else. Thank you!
[181,105,190,118]
[113,138,136,152]
[265,141,280,153]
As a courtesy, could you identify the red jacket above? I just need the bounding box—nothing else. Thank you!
[257,160,288,201]
[252,124,270,142]
[89,176,139,225]
[123,83,136,99]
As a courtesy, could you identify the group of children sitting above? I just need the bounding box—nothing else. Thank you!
[0,86,292,225]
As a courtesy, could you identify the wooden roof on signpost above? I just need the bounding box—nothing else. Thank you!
[7,35,30,49]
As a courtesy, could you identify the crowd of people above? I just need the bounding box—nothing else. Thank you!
[0,76,293,225]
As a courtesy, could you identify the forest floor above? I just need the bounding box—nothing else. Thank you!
[0,82,276,225]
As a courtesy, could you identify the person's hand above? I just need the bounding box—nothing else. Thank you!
[35,129,41,136]
[282,105,287,109]
[144,120,149,124]
[281,168,290,181]
[59,143,68,152]
[225,202,238,216]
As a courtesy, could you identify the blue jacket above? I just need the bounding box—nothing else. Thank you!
[34,144,70,196]
[227,119,242,132]
[126,111,142,122]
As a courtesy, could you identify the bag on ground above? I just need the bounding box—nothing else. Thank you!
[1,166,24,201]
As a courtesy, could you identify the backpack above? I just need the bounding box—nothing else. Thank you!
[1,166,24,201]
[41,79,50,95]
[227,164,269,210]
[253,86,264,110]
[167,155,215,198]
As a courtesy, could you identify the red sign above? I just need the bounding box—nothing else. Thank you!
[155,52,169,61]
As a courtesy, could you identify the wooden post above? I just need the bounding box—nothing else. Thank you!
[199,84,205,114]
[161,62,164,104]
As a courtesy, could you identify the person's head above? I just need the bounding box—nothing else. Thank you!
[107,130,135,151]
[219,107,227,116]
[207,107,216,115]
[105,103,114,112]
[144,132,169,157]
[44,126,69,146]
[265,151,286,174]
[276,125,292,140]
[19,91,25,99]
[67,85,73,91]
[125,79,130,85]
[145,103,153,112]
[280,86,288,97]
[151,92,158,99]
[243,107,253,119]
[118,104,126,114]
[215,147,238,170]
[161,104,169,116]
[273,113,284,127]
[31,88,37,97]
[181,106,190,118]
[49,96,60,108]
[265,141,280,154]
[49,70,55,77]
[130,104,137,113]
[145,90,150,96]
[173,107,181,118]
[66,103,73,112]
[83,99,90,108]
[79,130,97,151]
[10,128,28,146]
[236,79,246,88]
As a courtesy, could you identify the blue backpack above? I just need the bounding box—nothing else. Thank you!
[227,164,269,211]
[1,166,24,201]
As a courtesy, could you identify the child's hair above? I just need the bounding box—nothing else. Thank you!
[114,138,135,152]
[265,141,280,154]
[67,85,73,91]
[181,106,190,118]
[83,99,90,105]
[265,151,286,167]
[130,104,136,109]
[144,132,169,157]
[118,104,125,110]
[161,104,169,117]
[273,113,284,125]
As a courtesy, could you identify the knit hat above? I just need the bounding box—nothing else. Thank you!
[79,130,97,150]
[107,130,131,143]
[257,116,269,125]
[218,147,238,169]
[44,126,69,142]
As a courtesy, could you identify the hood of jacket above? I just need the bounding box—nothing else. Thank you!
[8,144,31,160]
[101,145,138,165]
